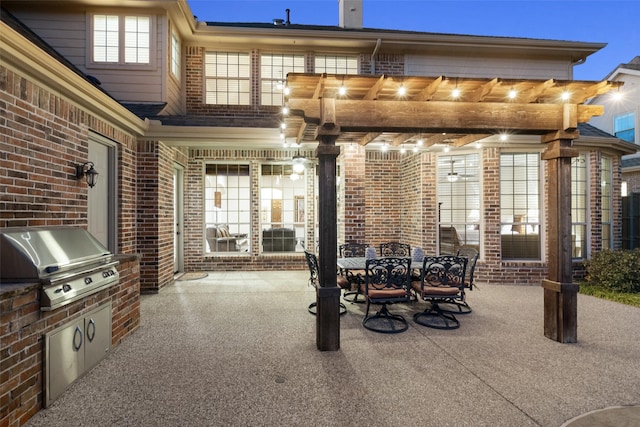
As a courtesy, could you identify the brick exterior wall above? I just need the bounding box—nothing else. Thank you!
[623,169,640,193]
[0,255,140,427]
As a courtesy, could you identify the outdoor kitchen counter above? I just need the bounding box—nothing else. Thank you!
[0,253,141,427]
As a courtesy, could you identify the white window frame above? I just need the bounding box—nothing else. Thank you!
[88,13,155,69]
[499,152,542,261]
[601,156,613,250]
[437,152,481,255]
[314,54,359,74]
[204,52,251,105]
[259,163,306,253]
[571,153,588,259]
[260,53,305,106]
[204,163,252,254]
[170,28,180,80]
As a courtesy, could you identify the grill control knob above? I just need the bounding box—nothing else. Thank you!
[62,284,72,292]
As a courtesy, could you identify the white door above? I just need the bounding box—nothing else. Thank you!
[87,135,116,251]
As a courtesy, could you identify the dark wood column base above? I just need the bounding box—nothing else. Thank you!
[542,279,579,343]
[316,285,341,351]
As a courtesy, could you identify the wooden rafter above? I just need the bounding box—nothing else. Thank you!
[519,79,556,103]
[359,132,381,146]
[468,78,499,102]
[363,75,386,100]
[452,134,488,147]
[412,76,444,101]
[391,133,417,146]
[295,76,325,143]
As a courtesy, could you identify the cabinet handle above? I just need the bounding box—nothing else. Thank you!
[87,318,96,342]
[73,326,83,351]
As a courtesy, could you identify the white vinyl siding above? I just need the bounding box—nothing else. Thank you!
[406,54,571,80]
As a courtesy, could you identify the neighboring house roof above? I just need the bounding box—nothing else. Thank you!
[577,123,616,138]
[622,157,640,169]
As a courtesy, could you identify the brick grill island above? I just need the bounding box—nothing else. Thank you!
[1,239,140,427]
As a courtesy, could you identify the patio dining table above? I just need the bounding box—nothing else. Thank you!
[337,257,423,271]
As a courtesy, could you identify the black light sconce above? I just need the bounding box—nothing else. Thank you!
[75,162,99,188]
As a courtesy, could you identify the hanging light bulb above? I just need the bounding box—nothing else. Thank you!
[397,84,406,96]
[413,145,419,153]
[561,91,571,102]
[381,142,389,152]
[508,89,517,99]
[451,87,461,99]
[338,85,347,96]
[400,145,406,154]
[416,138,424,147]
[282,106,289,115]
[292,150,306,173]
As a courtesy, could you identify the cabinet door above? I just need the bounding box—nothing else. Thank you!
[84,303,112,372]
[45,318,85,407]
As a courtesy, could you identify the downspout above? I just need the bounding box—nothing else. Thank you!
[371,38,382,75]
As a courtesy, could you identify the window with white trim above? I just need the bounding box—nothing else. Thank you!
[205,52,250,105]
[92,14,150,64]
[260,164,306,253]
[261,53,305,106]
[601,156,613,250]
[315,55,358,74]
[204,164,251,253]
[170,30,180,79]
[500,153,541,260]
[571,153,587,259]
[437,153,481,255]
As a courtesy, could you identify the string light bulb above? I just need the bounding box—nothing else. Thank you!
[508,89,517,99]
[398,84,407,96]
[338,85,347,96]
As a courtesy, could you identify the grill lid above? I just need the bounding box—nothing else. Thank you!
[0,226,112,281]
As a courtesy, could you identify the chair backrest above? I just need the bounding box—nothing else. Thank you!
[439,226,461,255]
[379,242,411,257]
[304,251,319,289]
[421,255,468,289]
[365,257,411,295]
[339,242,367,258]
[456,246,479,289]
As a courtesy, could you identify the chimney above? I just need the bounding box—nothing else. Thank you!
[339,0,362,29]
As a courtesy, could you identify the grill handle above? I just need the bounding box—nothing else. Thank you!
[73,326,83,351]
[87,318,96,342]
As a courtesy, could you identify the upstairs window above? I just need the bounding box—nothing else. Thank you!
[170,30,180,79]
[614,112,635,143]
[205,52,250,105]
[261,53,305,106]
[92,15,150,64]
[315,55,359,74]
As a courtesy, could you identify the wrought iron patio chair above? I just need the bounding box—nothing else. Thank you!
[362,257,412,333]
[436,246,479,314]
[304,251,347,316]
[379,241,411,257]
[338,242,368,303]
[412,255,468,330]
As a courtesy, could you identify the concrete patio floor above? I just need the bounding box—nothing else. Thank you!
[26,271,640,426]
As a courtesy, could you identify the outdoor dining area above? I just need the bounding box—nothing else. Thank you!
[305,242,479,334]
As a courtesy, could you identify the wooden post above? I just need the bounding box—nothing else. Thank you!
[541,132,580,343]
[315,98,341,351]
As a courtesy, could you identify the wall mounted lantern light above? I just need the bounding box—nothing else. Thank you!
[75,161,99,188]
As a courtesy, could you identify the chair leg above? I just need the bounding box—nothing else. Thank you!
[362,303,408,334]
[439,300,472,315]
[413,302,460,330]
[308,301,347,315]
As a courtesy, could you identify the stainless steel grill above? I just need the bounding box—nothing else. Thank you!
[0,226,119,310]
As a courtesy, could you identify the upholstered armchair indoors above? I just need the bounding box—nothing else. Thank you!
[206,224,247,252]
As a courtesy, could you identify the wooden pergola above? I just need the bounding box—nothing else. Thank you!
[283,73,622,351]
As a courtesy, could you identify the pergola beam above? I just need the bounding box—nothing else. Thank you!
[288,99,603,134]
